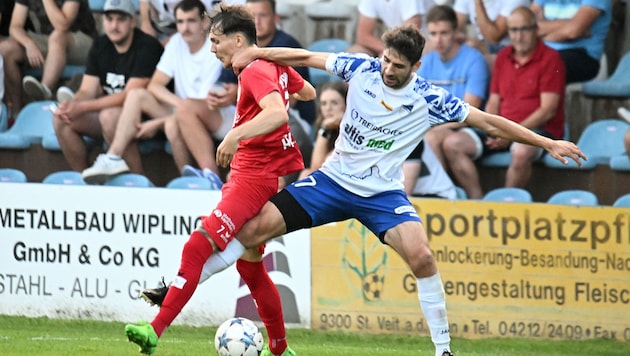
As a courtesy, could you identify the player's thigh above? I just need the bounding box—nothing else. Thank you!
[384,221,436,277]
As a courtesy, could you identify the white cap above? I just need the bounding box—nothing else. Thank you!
[104,0,136,17]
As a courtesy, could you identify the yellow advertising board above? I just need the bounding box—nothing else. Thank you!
[311,198,630,341]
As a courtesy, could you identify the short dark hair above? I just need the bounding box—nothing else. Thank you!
[209,4,257,45]
[246,0,276,14]
[382,25,425,64]
[174,0,207,19]
[426,5,457,30]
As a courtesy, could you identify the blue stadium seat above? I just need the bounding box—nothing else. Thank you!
[547,190,599,206]
[482,187,533,203]
[613,194,630,207]
[104,173,153,188]
[0,168,27,183]
[166,176,214,190]
[455,186,467,200]
[543,119,630,170]
[0,102,8,132]
[24,65,85,82]
[42,171,86,185]
[609,154,630,171]
[582,52,630,97]
[307,39,350,87]
[0,100,56,149]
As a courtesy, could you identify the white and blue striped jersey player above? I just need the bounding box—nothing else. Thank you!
[280,52,470,241]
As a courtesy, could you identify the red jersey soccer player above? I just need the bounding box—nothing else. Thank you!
[125,4,316,356]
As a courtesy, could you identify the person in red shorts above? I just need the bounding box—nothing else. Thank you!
[124,4,316,356]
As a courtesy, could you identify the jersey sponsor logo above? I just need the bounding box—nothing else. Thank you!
[281,131,296,150]
[344,123,365,145]
[350,109,404,136]
[366,138,394,150]
[363,89,376,98]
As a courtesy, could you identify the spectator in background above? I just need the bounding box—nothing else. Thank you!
[298,81,347,180]
[453,0,531,67]
[0,0,97,115]
[404,140,457,199]
[52,0,163,173]
[0,0,16,40]
[531,0,611,84]
[443,6,565,199]
[348,0,424,57]
[139,0,246,44]
[81,0,227,187]
[415,4,489,167]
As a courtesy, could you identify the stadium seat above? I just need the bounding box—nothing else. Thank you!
[0,102,8,132]
[455,186,467,200]
[0,100,56,149]
[609,154,630,171]
[307,38,350,87]
[613,193,630,207]
[482,187,533,203]
[543,119,630,170]
[42,171,86,185]
[0,168,27,183]
[582,52,630,97]
[166,176,214,190]
[104,173,153,188]
[547,190,599,206]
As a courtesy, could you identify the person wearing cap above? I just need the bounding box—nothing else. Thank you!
[0,0,97,117]
[52,0,164,174]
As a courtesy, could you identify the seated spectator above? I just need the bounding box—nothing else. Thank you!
[52,0,163,173]
[298,81,348,180]
[443,6,566,199]
[0,0,98,115]
[138,0,245,44]
[348,0,424,57]
[417,4,489,167]
[81,0,228,187]
[404,140,457,199]
[530,0,612,84]
[453,0,531,67]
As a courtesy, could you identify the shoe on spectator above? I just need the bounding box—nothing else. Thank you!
[125,321,158,355]
[182,164,223,190]
[22,75,52,101]
[82,154,130,185]
[618,107,630,124]
[56,86,75,103]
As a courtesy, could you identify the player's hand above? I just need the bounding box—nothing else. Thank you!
[216,131,239,168]
[231,46,260,75]
[547,140,587,167]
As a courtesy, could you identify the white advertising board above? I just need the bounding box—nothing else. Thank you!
[0,183,311,327]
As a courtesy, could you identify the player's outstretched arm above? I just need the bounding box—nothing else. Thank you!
[292,80,316,102]
[232,46,330,74]
[465,106,587,167]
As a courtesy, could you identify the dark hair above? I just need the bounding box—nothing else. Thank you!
[246,0,276,14]
[174,0,207,19]
[209,4,257,45]
[315,81,348,151]
[426,5,457,30]
[382,24,425,64]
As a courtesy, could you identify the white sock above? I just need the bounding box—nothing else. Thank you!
[105,154,122,160]
[199,239,246,284]
[417,273,451,356]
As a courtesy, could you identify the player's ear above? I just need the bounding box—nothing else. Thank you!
[413,60,421,72]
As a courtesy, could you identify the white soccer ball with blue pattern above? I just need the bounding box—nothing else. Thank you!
[214,317,264,356]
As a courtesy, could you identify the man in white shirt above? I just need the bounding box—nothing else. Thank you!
[82,0,230,187]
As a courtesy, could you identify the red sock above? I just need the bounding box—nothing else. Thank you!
[236,259,288,355]
[151,230,213,336]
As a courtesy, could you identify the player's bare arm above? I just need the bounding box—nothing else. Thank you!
[292,80,316,102]
[216,91,289,167]
[232,47,330,74]
[465,106,587,166]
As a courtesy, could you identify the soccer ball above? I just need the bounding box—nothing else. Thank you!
[214,317,264,356]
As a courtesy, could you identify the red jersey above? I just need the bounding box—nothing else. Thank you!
[230,59,305,178]
[491,41,566,139]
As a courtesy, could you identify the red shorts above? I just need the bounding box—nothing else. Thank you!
[201,175,278,251]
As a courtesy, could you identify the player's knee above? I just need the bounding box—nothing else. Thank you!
[409,247,436,277]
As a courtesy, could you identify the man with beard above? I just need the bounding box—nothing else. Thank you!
[52,0,163,173]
